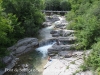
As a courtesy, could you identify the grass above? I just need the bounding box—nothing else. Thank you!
[66,65,69,69]
[70,61,75,64]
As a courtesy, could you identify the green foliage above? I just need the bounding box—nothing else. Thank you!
[45,0,60,10]
[84,42,100,73]
[60,0,71,11]
[0,61,6,68]
[67,0,100,73]
[0,2,12,58]
[2,0,45,36]
[65,10,76,21]
[45,0,71,11]
[76,15,99,49]
[0,0,45,67]
[0,1,22,60]
[72,70,81,75]
[7,14,24,40]
[80,64,88,71]
[67,0,100,49]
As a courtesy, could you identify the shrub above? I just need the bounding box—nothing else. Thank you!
[84,41,100,73]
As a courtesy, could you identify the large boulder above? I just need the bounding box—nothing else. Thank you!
[58,51,73,58]
[59,30,75,37]
[50,29,75,37]
[42,22,52,27]
[43,51,92,75]
[16,46,27,54]
[52,33,59,37]
[48,44,74,56]
[3,56,12,64]
[45,15,60,23]
[8,38,38,56]
[50,30,58,34]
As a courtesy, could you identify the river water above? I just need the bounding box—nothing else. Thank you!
[4,23,55,75]
[4,15,63,75]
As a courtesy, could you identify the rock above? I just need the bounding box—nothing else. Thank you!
[42,22,52,27]
[58,37,76,44]
[52,33,59,37]
[3,56,12,64]
[43,59,66,75]
[16,46,26,54]
[61,30,75,37]
[50,30,58,34]
[48,45,73,56]
[0,59,19,75]
[39,38,57,46]
[58,51,73,58]
[22,64,29,68]
[8,38,38,56]
[58,29,74,36]
[49,54,56,57]
[42,15,93,75]
[0,70,5,75]
[46,15,60,23]
[39,37,76,47]
[55,23,66,28]
[54,19,68,29]
[50,30,74,37]
[50,29,75,37]
[44,51,92,75]
[17,38,38,47]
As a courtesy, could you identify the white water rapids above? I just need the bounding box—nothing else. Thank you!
[36,44,52,58]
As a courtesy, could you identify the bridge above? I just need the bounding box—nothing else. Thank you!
[42,10,69,15]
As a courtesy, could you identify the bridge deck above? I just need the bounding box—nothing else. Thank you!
[42,10,68,13]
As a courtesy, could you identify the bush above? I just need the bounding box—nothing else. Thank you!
[84,41,100,73]
[2,0,45,37]
[66,0,100,73]
[45,0,61,10]
[67,0,100,49]
[0,61,6,68]
[60,0,71,11]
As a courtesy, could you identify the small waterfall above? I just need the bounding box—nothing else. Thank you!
[39,25,55,39]
[36,42,56,58]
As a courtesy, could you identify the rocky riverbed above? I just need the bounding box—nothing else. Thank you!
[42,15,93,75]
[0,15,93,75]
[0,38,39,75]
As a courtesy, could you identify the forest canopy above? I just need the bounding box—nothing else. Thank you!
[45,0,71,11]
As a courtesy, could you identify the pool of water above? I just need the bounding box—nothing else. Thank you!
[4,50,48,75]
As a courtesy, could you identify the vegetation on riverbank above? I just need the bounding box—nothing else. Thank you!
[66,0,100,73]
[44,0,71,11]
[0,0,44,68]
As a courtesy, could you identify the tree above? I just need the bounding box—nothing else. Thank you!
[2,0,45,37]
[45,0,61,10]
[60,0,71,11]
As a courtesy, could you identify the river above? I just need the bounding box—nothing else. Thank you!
[4,15,63,75]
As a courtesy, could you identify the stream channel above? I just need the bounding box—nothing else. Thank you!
[4,15,63,75]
